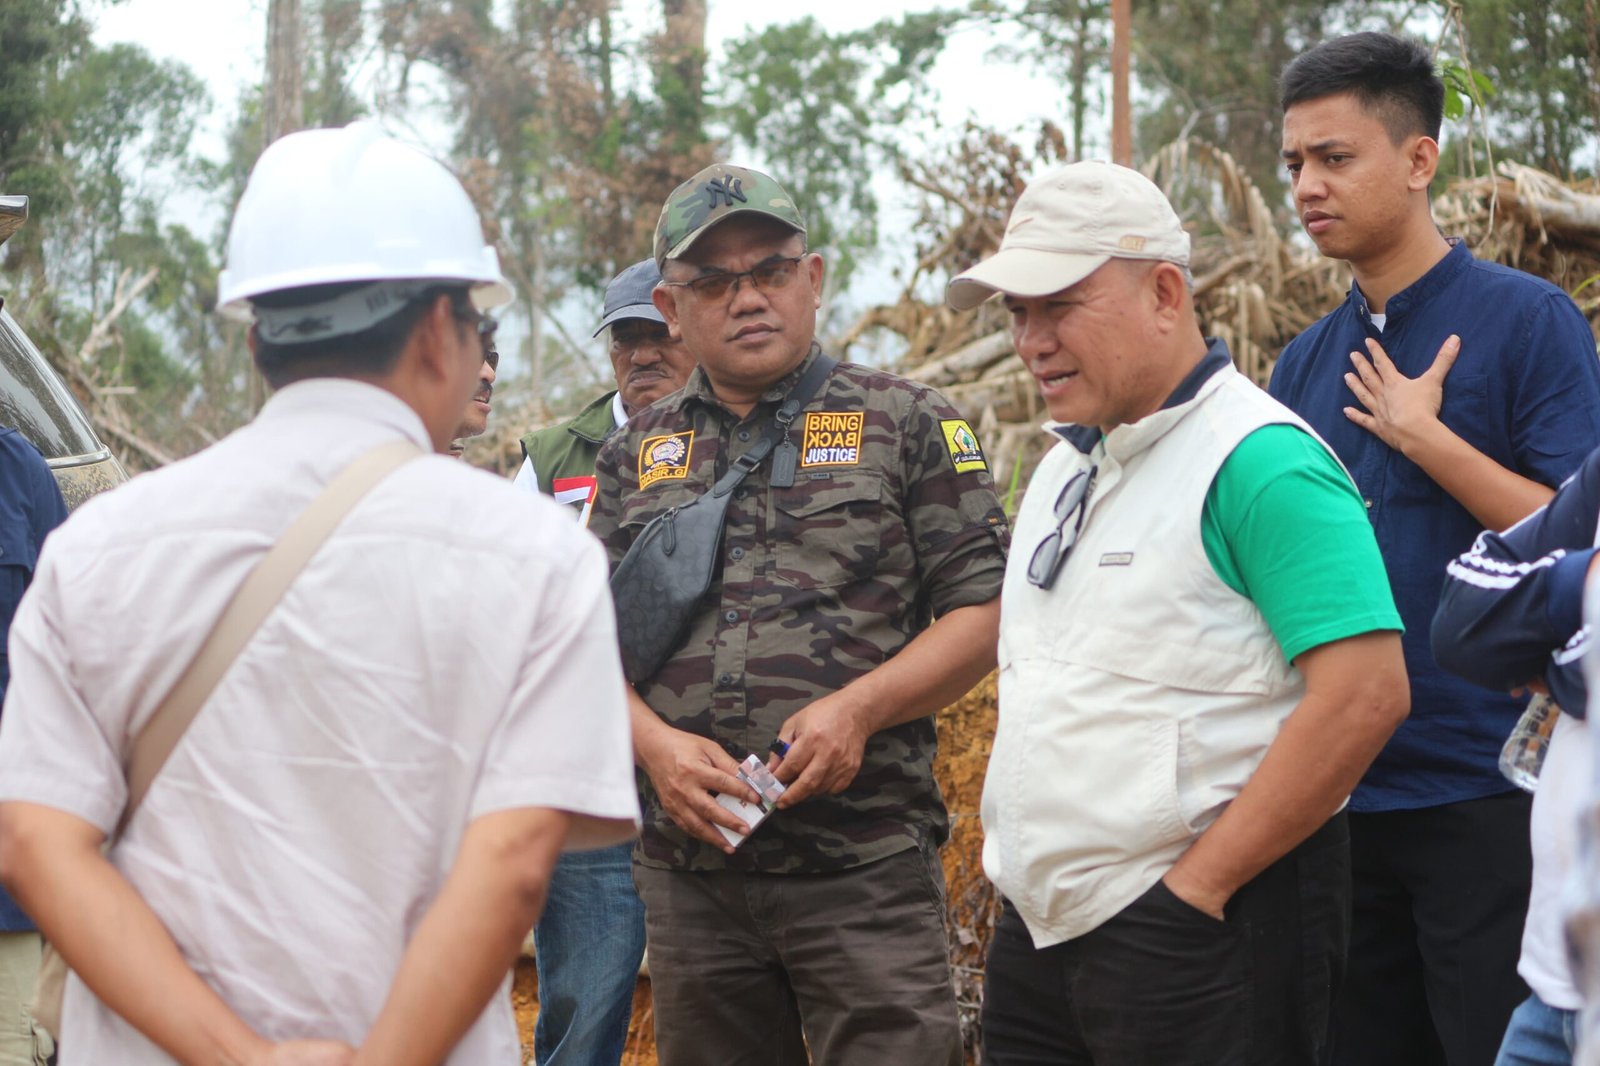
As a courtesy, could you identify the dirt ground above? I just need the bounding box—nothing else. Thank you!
[513,674,1000,1064]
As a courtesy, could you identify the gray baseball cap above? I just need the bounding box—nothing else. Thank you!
[594,258,668,338]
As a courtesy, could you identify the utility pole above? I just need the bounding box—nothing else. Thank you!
[1111,0,1132,166]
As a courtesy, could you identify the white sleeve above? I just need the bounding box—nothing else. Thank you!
[511,455,540,495]
[469,532,639,849]
[0,553,127,834]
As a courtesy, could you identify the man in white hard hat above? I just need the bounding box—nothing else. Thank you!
[0,122,639,1066]
[953,160,1408,1063]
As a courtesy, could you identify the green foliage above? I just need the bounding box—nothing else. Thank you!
[1442,0,1600,178]
[0,2,236,463]
[0,0,76,188]
[1440,58,1494,123]
[713,12,955,288]
[1132,0,1373,204]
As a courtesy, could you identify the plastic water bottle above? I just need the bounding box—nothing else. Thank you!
[1499,693,1560,792]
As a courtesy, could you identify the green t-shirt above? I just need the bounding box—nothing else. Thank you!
[1201,424,1403,663]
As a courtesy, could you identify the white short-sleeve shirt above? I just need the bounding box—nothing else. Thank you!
[0,379,639,1064]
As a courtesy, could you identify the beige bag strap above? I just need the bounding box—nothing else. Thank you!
[116,439,422,838]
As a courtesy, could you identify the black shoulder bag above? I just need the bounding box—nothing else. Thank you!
[610,353,837,684]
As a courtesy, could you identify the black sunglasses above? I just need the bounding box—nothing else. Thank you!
[1026,466,1098,590]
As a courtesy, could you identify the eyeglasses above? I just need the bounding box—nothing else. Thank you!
[1026,466,1098,590]
[478,315,499,371]
[664,256,804,302]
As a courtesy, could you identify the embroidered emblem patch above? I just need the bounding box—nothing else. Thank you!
[940,419,988,474]
[639,431,693,489]
[800,411,864,467]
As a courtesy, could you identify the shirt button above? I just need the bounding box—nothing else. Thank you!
[730,547,745,560]
[718,672,735,687]
[734,487,747,500]
[724,610,739,624]
[738,429,751,442]
[1363,497,1373,509]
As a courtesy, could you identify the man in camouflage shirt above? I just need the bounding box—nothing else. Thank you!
[588,163,1008,1065]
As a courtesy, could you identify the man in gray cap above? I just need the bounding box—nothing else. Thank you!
[512,258,692,1066]
[952,160,1408,1063]
[514,259,695,527]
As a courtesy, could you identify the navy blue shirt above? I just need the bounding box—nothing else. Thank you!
[1269,240,1600,811]
[0,427,68,930]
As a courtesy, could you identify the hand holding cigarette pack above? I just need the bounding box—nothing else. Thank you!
[714,753,787,848]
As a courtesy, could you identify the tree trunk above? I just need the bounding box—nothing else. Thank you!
[599,1,615,114]
[530,233,548,423]
[1070,1,1089,160]
[1586,0,1600,159]
[254,0,305,413]
[658,0,707,149]
[264,0,305,154]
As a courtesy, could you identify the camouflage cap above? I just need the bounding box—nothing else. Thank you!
[653,164,806,270]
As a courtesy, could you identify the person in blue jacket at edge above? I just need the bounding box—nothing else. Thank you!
[1433,449,1600,1066]
[0,425,67,1064]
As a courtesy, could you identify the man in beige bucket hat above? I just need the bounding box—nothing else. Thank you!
[956,160,1409,1064]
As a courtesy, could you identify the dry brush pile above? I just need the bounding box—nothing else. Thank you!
[839,135,1600,509]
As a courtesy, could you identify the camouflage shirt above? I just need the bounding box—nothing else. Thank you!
[590,346,1009,874]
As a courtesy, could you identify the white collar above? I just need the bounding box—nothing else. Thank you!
[257,378,434,451]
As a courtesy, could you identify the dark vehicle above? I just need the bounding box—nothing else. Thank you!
[0,196,127,508]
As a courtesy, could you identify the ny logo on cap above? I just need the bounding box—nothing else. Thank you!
[703,176,747,209]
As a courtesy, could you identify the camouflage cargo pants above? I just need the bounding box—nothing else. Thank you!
[635,843,962,1066]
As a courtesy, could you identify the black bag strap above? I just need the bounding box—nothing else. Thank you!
[711,351,837,496]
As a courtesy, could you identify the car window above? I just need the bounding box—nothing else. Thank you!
[0,308,102,462]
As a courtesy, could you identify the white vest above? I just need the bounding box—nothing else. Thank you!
[983,362,1341,947]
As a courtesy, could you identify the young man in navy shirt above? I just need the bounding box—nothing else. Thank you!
[1272,31,1600,1066]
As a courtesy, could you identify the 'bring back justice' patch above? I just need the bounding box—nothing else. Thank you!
[941,419,988,473]
[639,431,693,488]
[800,411,864,467]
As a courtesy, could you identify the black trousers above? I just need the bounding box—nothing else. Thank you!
[982,813,1350,1065]
[1331,791,1533,1066]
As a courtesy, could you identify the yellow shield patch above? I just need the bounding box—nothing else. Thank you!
[941,419,988,474]
[638,431,693,488]
[800,411,864,467]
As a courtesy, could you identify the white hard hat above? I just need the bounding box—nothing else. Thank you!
[217,121,514,327]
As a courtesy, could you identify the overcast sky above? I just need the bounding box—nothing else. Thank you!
[90,0,1075,167]
[87,1,1075,362]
